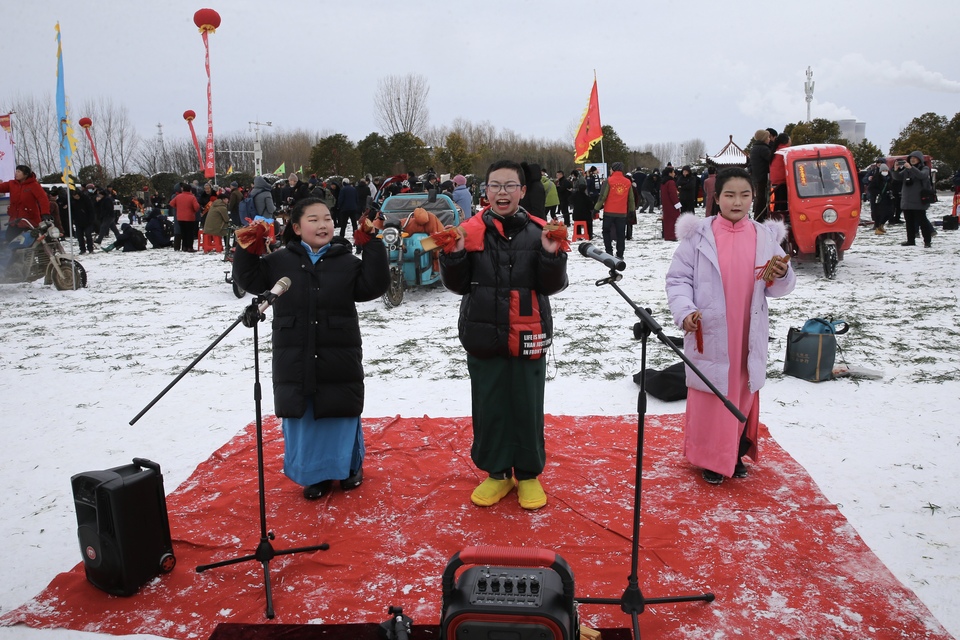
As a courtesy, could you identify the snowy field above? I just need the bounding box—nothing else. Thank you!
[1,200,958,639]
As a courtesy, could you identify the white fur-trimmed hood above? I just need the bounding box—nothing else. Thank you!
[675,213,788,244]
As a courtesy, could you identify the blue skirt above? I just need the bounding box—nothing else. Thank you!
[281,399,364,487]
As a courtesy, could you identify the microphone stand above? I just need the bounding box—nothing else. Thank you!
[575,266,747,638]
[131,294,329,619]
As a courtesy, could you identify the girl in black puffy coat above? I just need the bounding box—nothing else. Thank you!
[232,197,389,499]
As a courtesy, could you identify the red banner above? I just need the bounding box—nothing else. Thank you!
[0,113,11,132]
[574,79,602,163]
[202,31,215,179]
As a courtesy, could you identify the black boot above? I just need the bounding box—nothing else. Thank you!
[733,458,748,478]
[702,469,724,485]
[303,480,333,500]
[341,466,363,490]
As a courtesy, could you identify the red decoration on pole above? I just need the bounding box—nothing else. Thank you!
[193,8,221,180]
[77,116,102,167]
[183,110,203,171]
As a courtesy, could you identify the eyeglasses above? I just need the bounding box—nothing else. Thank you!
[486,182,522,194]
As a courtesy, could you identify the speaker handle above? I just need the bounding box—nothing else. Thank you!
[441,546,575,614]
[132,458,161,474]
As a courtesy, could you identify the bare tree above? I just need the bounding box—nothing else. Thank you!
[373,73,430,138]
[78,97,140,177]
[9,93,60,175]
[136,124,173,176]
[681,138,707,164]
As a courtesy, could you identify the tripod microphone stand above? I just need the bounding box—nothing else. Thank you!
[131,290,329,619]
[575,264,747,639]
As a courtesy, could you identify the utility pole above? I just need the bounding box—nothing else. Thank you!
[804,67,815,122]
[249,120,272,176]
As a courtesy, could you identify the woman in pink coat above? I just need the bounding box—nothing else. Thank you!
[665,167,795,485]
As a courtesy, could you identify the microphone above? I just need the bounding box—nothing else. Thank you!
[578,242,626,271]
[257,276,292,313]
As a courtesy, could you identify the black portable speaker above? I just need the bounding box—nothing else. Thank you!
[440,546,577,640]
[71,457,176,596]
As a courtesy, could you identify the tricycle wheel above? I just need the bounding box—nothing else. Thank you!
[820,239,839,279]
[383,269,404,308]
[51,259,87,290]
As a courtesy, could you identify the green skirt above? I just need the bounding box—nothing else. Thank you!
[467,354,546,478]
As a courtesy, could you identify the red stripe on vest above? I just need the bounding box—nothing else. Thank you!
[509,290,546,359]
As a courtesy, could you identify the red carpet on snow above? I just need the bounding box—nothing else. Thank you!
[1,414,952,639]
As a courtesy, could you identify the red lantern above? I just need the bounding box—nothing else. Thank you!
[193,8,221,33]
[183,110,196,122]
[78,117,92,129]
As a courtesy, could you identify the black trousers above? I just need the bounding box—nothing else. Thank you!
[178,220,198,250]
[903,209,934,244]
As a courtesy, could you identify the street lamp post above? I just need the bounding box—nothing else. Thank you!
[250,120,272,176]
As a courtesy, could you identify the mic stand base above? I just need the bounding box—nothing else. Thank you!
[196,537,329,620]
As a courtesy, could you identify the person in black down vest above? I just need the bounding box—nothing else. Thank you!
[439,159,568,511]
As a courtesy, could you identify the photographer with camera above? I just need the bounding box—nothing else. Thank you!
[891,151,935,248]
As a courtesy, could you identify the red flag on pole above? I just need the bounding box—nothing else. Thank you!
[574,78,602,163]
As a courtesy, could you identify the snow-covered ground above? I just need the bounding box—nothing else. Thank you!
[1,200,958,639]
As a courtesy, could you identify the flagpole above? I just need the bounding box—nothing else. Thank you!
[595,70,605,165]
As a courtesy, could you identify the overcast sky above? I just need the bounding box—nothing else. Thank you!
[4,0,960,160]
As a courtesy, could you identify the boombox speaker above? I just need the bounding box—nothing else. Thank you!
[440,546,578,640]
[71,457,176,596]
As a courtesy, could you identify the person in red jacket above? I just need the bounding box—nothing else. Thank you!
[767,133,791,216]
[169,182,200,252]
[660,167,682,241]
[1,165,50,241]
[593,162,635,259]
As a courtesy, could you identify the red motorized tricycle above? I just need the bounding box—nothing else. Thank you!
[771,143,861,279]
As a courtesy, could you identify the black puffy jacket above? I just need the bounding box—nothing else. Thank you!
[439,208,567,359]
[232,237,389,419]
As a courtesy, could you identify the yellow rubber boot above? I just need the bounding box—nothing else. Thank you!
[471,477,515,507]
[517,478,547,510]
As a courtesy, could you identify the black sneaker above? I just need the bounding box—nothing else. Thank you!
[733,459,748,478]
[303,480,333,500]
[702,469,724,485]
[341,466,363,491]
[924,242,932,248]
[900,241,916,246]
